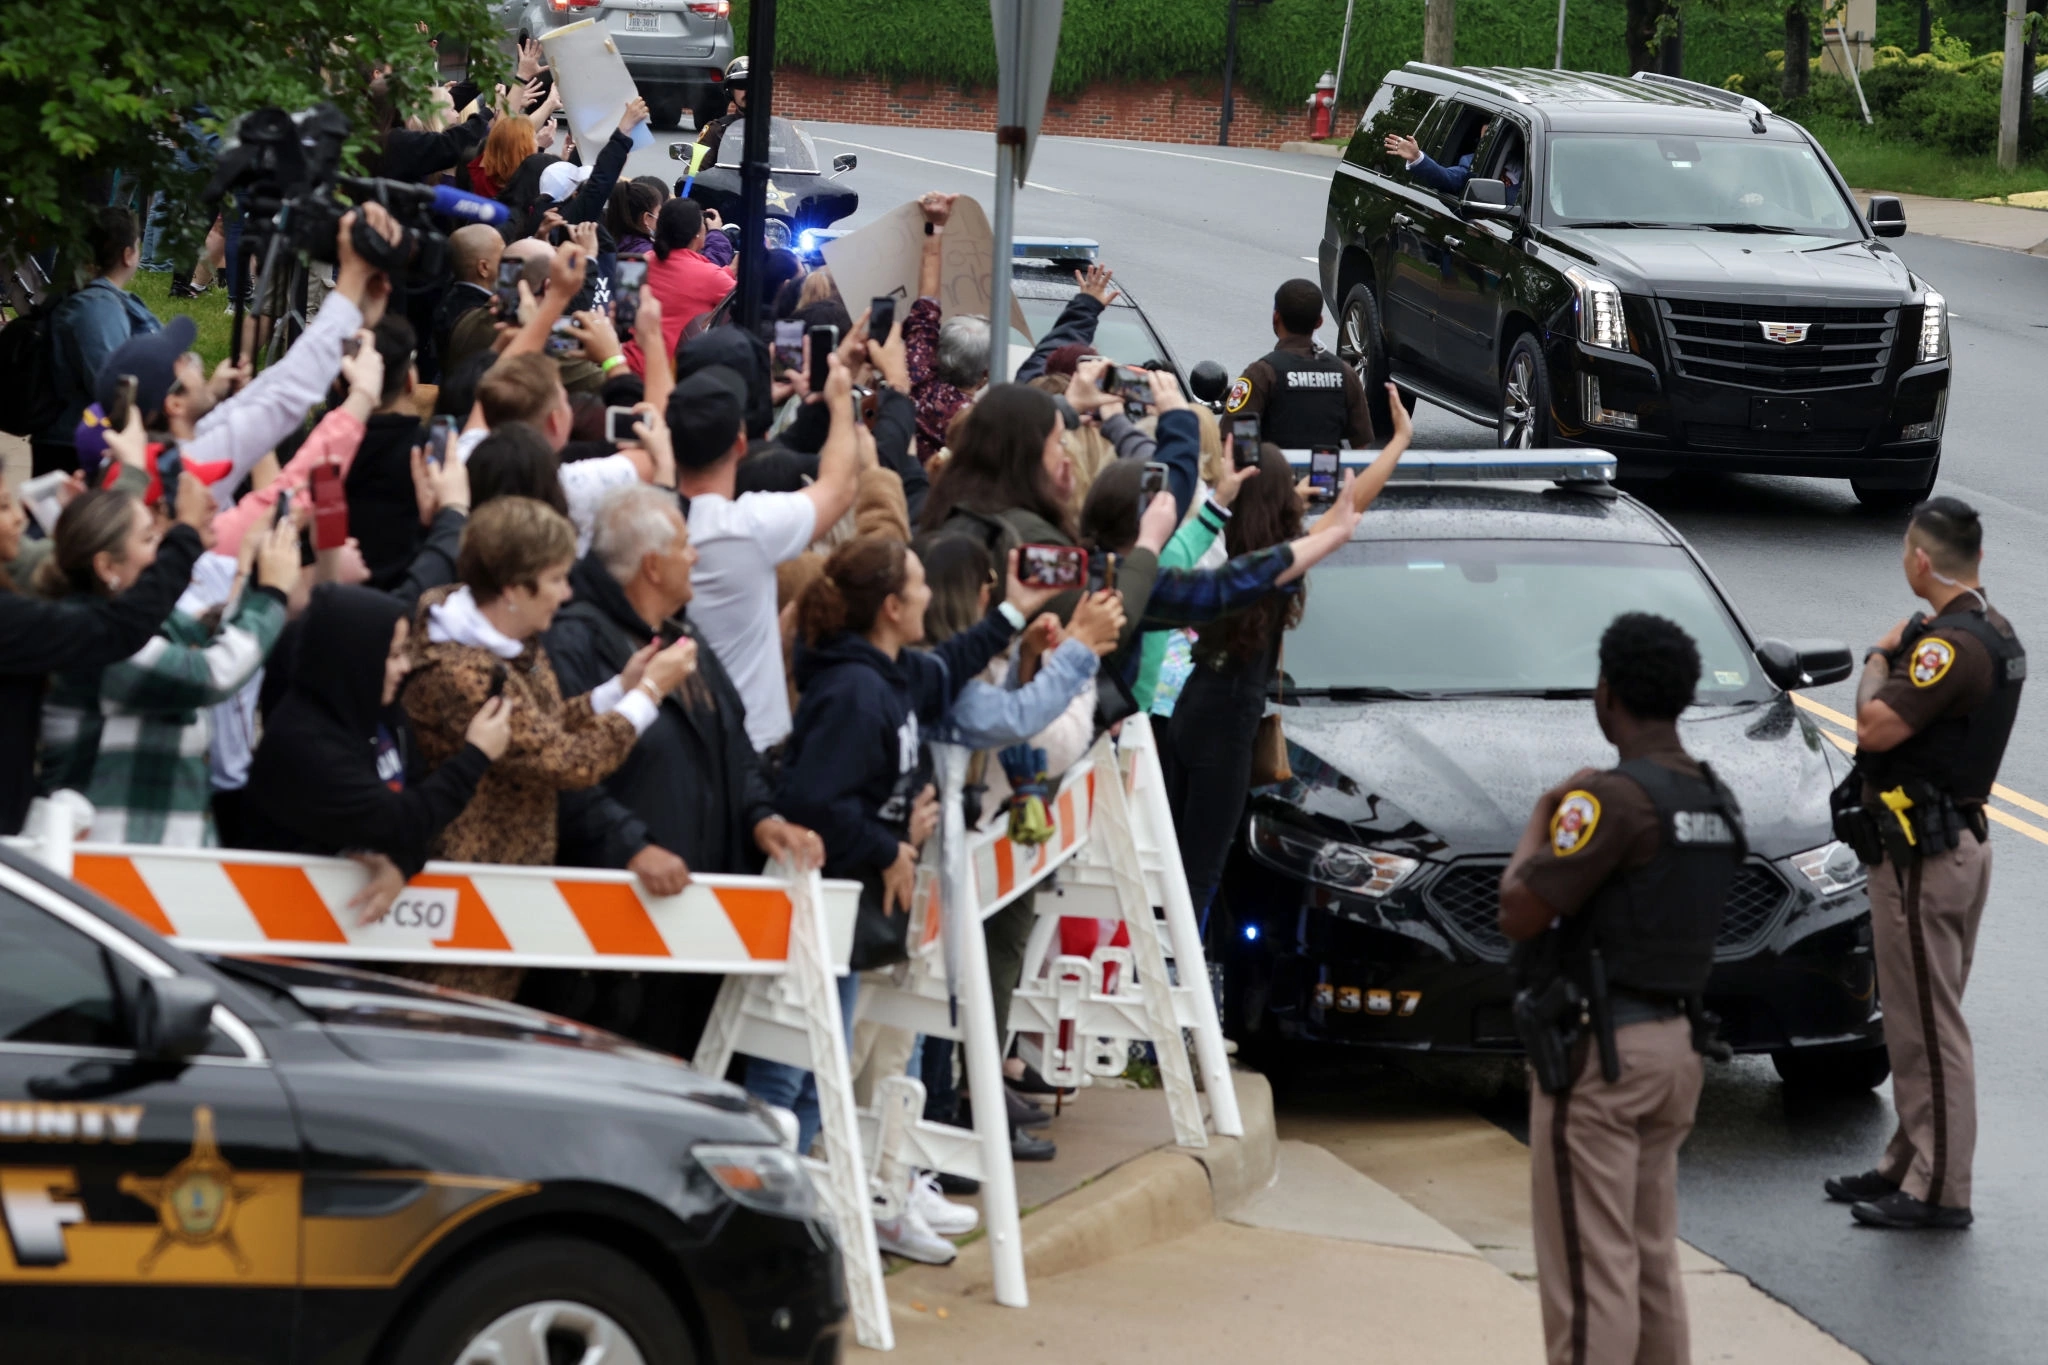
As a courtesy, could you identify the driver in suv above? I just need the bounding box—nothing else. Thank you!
[1318,65,1950,509]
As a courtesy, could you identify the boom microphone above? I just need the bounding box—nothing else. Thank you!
[428,183,511,226]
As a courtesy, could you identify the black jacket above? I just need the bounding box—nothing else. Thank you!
[775,386,929,522]
[777,611,1016,879]
[0,523,201,835]
[1016,292,1106,384]
[345,411,425,591]
[365,110,492,184]
[242,585,490,874]
[545,554,778,875]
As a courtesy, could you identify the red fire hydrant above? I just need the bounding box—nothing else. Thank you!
[1307,70,1337,141]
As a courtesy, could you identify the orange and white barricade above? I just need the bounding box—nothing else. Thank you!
[7,794,897,1352]
[855,715,1240,1309]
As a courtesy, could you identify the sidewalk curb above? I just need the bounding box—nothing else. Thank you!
[925,1070,1279,1298]
[1279,140,1347,159]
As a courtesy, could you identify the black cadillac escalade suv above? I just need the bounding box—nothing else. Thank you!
[1317,65,1952,508]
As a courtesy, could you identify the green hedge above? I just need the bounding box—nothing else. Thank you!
[728,0,1795,114]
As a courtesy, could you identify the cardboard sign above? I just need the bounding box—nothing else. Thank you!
[539,19,654,156]
[819,196,1033,352]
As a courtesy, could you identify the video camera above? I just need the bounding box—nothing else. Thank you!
[201,104,509,283]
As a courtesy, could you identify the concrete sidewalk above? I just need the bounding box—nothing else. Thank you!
[1855,189,2048,255]
[869,1066,1865,1363]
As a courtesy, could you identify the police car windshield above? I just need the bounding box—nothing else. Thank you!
[1546,133,1860,240]
[1286,539,1769,700]
[1007,301,1169,378]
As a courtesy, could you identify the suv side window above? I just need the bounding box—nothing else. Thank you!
[1430,100,1497,177]
[1359,84,1440,187]
[0,889,133,1050]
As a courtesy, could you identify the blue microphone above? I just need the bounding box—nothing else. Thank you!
[430,183,510,226]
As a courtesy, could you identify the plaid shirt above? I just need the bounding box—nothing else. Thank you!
[1137,543,1298,630]
[905,296,976,464]
[41,589,285,846]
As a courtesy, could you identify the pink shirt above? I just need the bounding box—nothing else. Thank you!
[211,407,366,559]
[625,248,736,375]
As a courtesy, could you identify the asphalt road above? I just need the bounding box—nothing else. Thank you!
[627,122,2048,1362]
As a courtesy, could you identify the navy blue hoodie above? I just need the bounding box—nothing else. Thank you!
[777,610,1019,878]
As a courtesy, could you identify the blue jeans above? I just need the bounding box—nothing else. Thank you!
[744,971,860,1155]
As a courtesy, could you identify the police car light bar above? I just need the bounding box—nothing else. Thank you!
[1282,448,1618,486]
[798,230,1097,266]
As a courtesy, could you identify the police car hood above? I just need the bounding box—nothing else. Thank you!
[1554,228,1912,302]
[1281,695,1841,860]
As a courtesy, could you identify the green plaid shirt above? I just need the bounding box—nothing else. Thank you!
[41,588,285,846]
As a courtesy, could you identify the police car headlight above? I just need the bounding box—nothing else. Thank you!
[1249,814,1418,898]
[1565,267,1629,352]
[1790,841,1866,896]
[693,1143,818,1218]
[1917,290,1948,363]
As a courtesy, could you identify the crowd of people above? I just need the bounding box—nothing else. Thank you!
[0,39,1418,1267]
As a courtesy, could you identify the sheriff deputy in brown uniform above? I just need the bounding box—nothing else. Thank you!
[1226,278,1375,449]
[1499,612,1745,1365]
[1826,496,2023,1231]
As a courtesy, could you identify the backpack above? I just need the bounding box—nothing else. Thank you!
[0,303,62,438]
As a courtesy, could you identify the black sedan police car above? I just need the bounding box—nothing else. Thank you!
[0,845,844,1364]
[1215,450,1888,1092]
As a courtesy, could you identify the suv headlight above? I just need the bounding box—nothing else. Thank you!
[693,1144,818,1218]
[1790,841,1866,896]
[1916,290,1948,363]
[1565,267,1629,351]
[1249,814,1418,898]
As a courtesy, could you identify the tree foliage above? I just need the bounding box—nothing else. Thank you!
[0,0,504,276]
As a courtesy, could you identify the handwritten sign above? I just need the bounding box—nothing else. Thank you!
[820,196,1033,347]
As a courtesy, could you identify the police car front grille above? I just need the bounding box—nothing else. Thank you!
[1422,860,1792,964]
[1658,298,1897,392]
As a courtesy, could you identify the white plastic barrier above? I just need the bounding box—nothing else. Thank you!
[855,715,1240,1309]
[6,803,896,1351]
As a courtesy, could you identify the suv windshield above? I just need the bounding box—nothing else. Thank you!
[1545,133,1859,239]
[1284,539,1769,701]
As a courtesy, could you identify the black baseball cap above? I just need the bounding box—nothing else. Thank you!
[95,315,198,422]
[667,366,747,471]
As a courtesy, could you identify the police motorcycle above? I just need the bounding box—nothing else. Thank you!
[669,115,860,254]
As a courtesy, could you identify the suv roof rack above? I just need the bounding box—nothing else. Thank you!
[1629,71,1771,117]
[1282,448,1618,490]
[1402,62,1534,105]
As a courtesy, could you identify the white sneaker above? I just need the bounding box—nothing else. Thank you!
[913,1173,980,1236]
[874,1204,958,1265]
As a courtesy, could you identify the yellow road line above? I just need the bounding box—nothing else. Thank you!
[1793,694,2048,848]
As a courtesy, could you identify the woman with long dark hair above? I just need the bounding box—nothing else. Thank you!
[628,197,737,371]
[1163,389,1411,923]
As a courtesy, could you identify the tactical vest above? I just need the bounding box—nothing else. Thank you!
[1256,346,1351,449]
[1865,601,2025,804]
[1549,759,1746,999]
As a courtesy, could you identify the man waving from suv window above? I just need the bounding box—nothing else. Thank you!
[1385,125,1524,206]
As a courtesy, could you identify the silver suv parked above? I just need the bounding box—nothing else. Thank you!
[496,0,734,129]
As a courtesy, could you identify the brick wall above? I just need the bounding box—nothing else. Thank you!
[772,69,1316,150]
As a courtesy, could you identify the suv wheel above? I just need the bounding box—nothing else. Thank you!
[389,1236,695,1365]
[694,85,729,129]
[1337,284,1411,438]
[645,92,688,131]
[1852,452,1941,511]
[1498,334,1554,448]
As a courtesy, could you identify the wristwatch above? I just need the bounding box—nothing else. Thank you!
[925,222,942,237]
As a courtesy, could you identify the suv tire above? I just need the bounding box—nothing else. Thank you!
[645,92,688,131]
[1498,333,1554,448]
[1337,283,1412,439]
[694,85,729,130]
[1852,452,1941,511]
[389,1236,695,1365]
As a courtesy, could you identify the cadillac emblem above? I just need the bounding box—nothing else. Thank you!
[1759,320,1811,344]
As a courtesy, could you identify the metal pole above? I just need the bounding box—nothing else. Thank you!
[1219,0,1240,147]
[1838,21,1874,126]
[1335,0,1357,121]
[734,0,778,332]
[1999,0,2026,169]
[1555,0,1568,68]
[989,139,1017,382]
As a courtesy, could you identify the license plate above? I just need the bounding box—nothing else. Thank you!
[1750,395,1814,432]
[625,11,660,32]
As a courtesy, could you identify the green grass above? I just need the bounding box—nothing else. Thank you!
[130,269,234,369]
[1808,116,2048,201]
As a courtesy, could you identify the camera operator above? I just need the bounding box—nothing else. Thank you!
[179,204,407,510]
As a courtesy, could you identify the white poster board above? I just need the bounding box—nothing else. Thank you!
[539,18,654,155]
[819,196,1033,346]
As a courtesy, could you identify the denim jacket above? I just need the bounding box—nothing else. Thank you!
[47,278,162,441]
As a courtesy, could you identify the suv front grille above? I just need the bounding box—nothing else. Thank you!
[1423,860,1793,962]
[1659,297,1896,392]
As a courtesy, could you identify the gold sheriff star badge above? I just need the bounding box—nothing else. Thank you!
[118,1106,263,1274]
